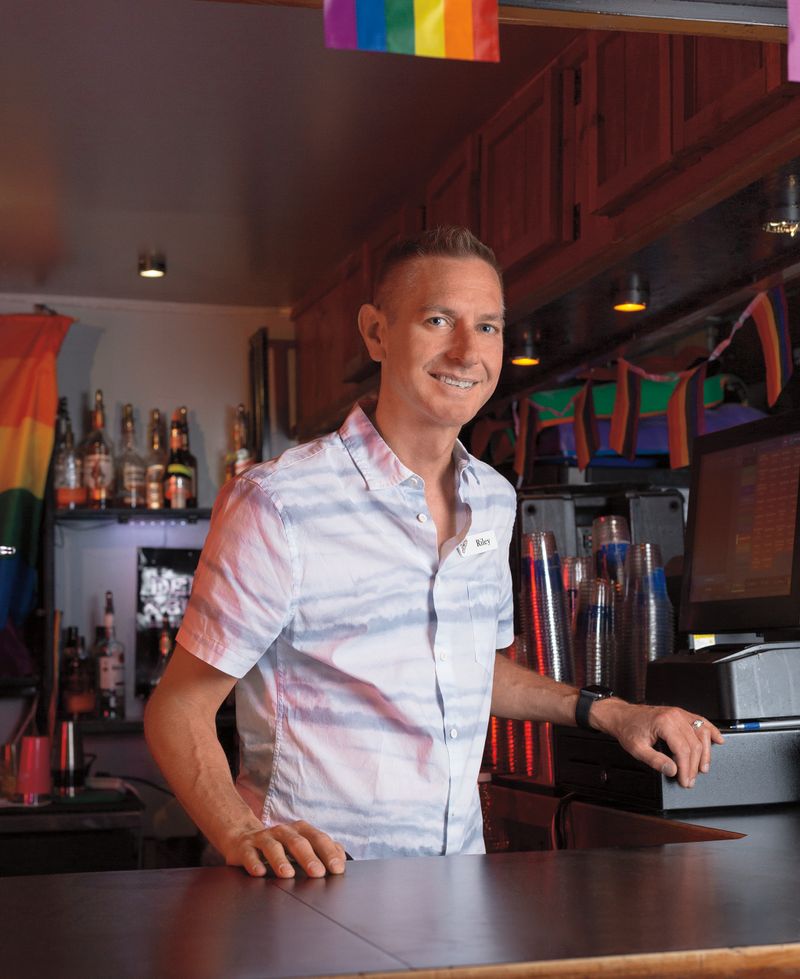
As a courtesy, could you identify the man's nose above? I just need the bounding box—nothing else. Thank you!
[447,324,479,364]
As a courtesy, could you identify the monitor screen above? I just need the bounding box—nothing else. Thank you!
[680,411,800,634]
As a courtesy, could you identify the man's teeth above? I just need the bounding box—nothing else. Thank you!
[435,374,476,389]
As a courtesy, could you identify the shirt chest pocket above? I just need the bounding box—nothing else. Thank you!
[467,579,499,673]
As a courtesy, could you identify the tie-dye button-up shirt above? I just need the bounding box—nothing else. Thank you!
[177,401,516,859]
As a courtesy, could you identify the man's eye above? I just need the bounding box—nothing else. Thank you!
[479,323,500,335]
[428,316,448,327]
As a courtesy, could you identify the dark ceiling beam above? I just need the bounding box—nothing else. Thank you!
[205,0,787,42]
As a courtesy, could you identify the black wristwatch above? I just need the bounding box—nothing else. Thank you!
[575,684,614,730]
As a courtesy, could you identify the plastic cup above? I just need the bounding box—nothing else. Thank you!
[14,735,52,805]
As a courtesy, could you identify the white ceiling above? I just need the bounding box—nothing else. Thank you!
[0,0,573,308]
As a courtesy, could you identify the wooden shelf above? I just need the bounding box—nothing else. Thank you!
[53,507,212,525]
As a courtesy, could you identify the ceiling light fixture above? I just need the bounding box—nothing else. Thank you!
[613,272,649,312]
[509,326,540,367]
[138,251,167,278]
[762,174,800,238]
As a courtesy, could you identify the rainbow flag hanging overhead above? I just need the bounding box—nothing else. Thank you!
[609,359,642,461]
[746,286,793,407]
[324,0,500,62]
[573,379,600,471]
[0,314,72,627]
[666,363,707,470]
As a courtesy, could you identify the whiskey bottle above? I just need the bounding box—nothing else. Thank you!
[82,389,115,510]
[116,404,147,508]
[145,409,167,510]
[54,397,86,509]
[177,406,198,507]
[61,627,96,716]
[149,618,174,693]
[95,591,126,720]
[225,403,254,481]
[164,419,192,509]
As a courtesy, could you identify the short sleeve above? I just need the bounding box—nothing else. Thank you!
[177,475,295,678]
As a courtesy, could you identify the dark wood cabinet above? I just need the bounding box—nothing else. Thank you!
[424,137,480,233]
[587,31,672,215]
[479,68,562,271]
[672,36,787,154]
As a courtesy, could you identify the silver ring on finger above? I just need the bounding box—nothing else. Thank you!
[691,718,704,730]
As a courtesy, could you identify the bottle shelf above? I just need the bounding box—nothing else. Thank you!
[54,507,212,525]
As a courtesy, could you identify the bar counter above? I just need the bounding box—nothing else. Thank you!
[3,802,800,978]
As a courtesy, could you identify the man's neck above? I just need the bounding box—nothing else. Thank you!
[372,399,458,487]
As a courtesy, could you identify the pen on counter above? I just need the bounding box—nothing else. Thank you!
[723,717,800,732]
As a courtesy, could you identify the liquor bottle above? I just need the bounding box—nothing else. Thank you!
[225,403,254,481]
[149,618,174,693]
[61,627,96,716]
[94,591,126,720]
[177,406,198,507]
[164,418,192,509]
[54,398,86,509]
[116,404,147,508]
[82,389,115,510]
[145,409,167,510]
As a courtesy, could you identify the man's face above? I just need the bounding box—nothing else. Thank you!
[362,256,505,433]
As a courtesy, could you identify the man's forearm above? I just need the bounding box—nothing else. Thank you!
[491,650,581,725]
[144,685,263,857]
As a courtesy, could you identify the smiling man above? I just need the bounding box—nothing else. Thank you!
[145,226,722,880]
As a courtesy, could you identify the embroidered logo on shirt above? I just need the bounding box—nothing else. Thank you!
[457,530,498,558]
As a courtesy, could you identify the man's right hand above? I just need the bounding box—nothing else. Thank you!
[226,819,347,878]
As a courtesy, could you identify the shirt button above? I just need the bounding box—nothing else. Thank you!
[417,513,428,523]
[439,650,447,661]
[410,476,419,486]
[450,727,458,739]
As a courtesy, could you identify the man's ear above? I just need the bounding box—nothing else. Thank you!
[357,303,387,363]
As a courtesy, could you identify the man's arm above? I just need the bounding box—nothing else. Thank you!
[491,649,724,788]
[144,643,346,879]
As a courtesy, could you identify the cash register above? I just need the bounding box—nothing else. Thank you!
[555,410,800,810]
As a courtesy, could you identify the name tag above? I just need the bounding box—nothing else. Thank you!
[457,530,498,558]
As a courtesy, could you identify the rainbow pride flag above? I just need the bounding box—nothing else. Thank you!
[573,379,600,471]
[667,363,707,470]
[609,359,642,461]
[0,314,71,627]
[746,286,793,407]
[324,0,500,62]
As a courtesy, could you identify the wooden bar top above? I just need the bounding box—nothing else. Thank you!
[3,812,800,979]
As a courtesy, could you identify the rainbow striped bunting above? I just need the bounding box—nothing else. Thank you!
[572,380,600,471]
[0,314,71,627]
[667,363,707,470]
[323,0,500,62]
[513,397,539,487]
[746,286,793,407]
[609,360,642,461]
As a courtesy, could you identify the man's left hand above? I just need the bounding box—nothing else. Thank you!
[589,699,725,788]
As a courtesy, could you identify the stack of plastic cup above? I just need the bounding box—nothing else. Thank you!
[562,555,593,689]
[522,531,573,685]
[619,542,675,702]
[592,514,631,589]
[583,577,616,688]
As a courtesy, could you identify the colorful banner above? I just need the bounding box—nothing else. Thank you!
[572,379,599,471]
[609,359,642,461]
[0,314,71,627]
[667,363,707,470]
[324,0,500,62]
[746,286,793,407]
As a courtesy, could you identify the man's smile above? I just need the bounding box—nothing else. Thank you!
[429,372,480,390]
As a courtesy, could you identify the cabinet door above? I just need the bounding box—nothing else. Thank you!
[479,68,561,271]
[587,31,672,215]
[425,137,480,233]
[294,297,328,431]
[672,37,785,153]
[556,35,592,246]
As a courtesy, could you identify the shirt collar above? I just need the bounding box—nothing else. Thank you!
[340,399,481,491]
